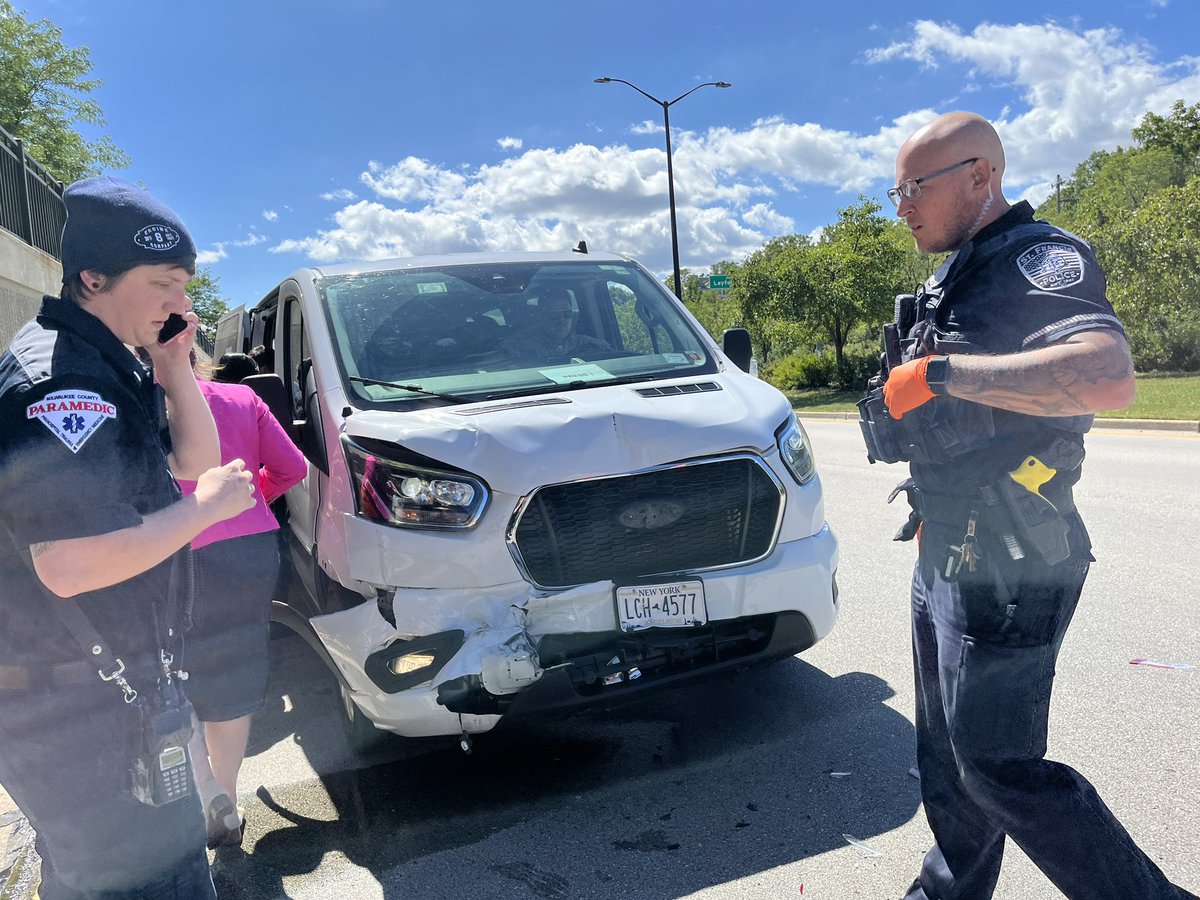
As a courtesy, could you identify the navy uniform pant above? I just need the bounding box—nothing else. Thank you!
[0,677,214,900]
[904,521,1193,900]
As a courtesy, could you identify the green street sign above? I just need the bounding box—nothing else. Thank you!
[707,274,730,290]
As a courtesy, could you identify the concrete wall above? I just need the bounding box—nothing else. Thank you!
[1,225,62,347]
[0,229,212,366]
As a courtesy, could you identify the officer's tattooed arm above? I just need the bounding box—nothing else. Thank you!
[29,541,56,561]
[944,330,1135,416]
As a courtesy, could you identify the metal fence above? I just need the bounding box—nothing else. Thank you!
[0,123,66,259]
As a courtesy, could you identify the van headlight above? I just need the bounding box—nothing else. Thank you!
[777,414,817,485]
[343,437,488,529]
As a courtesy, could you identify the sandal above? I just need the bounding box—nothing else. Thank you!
[205,793,245,849]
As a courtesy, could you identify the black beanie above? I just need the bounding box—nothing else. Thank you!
[60,176,197,281]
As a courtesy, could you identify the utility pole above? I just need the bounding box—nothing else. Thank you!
[1054,174,1065,213]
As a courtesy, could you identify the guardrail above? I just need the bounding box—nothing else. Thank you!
[0,123,66,259]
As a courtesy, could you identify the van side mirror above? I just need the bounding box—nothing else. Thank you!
[721,328,753,373]
[241,374,294,437]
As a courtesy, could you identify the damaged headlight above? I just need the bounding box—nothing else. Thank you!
[777,413,817,485]
[343,437,489,529]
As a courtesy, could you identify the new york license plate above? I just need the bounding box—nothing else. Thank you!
[615,580,707,632]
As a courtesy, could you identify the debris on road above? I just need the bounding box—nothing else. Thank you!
[1129,659,1194,671]
[842,834,882,858]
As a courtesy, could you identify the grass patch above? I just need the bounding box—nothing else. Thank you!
[782,372,1200,420]
[782,387,862,412]
[1108,372,1200,420]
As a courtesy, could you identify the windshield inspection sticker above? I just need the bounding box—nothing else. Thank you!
[417,282,448,294]
[541,364,612,384]
[1017,242,1084,291]
[26,390,117,453]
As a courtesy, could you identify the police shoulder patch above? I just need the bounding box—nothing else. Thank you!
[1016,242,1084,291]
[25,389,117,453]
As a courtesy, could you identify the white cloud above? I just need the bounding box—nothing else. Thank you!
[497,136,523,150]
[262,210,278,222]
[865,20,1200,191]
[320,188,358,201]
[272,21,1200,273]
[630,119,663,135]
[196,231,266,265]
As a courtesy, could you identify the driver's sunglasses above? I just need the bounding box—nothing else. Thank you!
[887,157,978,207]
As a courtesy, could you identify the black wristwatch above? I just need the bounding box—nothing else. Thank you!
[925,355,951,395]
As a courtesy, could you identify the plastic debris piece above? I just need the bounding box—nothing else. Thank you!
[602,672,624,686]
[908,767,921,780]
[608,656,621,666]
[1129,658,1194,670]
[628,666,642,680]
[830,772,852,778]
[842,834,882,858]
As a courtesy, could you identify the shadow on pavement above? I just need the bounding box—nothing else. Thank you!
[213,634,921,899]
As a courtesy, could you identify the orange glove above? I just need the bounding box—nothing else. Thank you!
[884,356,939,419]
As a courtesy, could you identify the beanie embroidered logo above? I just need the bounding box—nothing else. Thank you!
[26,390,117,453]
[133,224,182,252]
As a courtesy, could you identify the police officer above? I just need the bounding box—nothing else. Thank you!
[877,113,1196,899]
[0,177,254,898]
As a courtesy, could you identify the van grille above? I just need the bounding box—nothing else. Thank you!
[510,456,783,589]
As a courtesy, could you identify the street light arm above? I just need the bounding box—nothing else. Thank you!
[594,77,665,107]
[666,81,731,107]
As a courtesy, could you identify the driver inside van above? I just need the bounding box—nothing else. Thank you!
[501,288,611,364]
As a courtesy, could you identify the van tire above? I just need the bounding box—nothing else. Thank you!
[338,683,395,756]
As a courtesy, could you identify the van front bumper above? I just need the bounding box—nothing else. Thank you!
[310,524,838,738]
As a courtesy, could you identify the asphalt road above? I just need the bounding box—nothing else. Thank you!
[6,422,1198,899]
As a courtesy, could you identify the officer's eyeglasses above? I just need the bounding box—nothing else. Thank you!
[887,158,978,207]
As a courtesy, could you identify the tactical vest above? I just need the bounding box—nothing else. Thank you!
[859,221,1093,473]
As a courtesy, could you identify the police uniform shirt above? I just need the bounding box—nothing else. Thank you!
[914,201,1125,490]
[0,296,178,668]
[930,201,1123,358]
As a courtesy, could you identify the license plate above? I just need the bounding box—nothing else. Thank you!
[615,580,707,632]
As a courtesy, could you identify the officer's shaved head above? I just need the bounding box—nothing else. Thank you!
[899,112,1005,181]
[894,111,1010,252]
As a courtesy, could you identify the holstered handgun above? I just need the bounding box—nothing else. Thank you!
[991,438,1085,565]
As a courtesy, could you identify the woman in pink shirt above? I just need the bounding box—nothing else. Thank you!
[179,352,306,848]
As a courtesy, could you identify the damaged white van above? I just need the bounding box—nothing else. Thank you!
[216,250,839,751]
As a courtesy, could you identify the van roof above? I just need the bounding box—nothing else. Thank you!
[301,250,633,279]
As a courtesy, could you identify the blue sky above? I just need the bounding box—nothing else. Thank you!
[19,0,1200,307]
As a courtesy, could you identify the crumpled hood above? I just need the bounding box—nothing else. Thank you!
[342,376,791,495]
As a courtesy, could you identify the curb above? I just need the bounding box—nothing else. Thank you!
[795,410,1200,433]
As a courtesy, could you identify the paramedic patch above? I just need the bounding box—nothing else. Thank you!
[1017,242,1084,291]
[26,390,117,453]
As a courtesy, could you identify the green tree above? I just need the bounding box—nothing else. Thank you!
[0,1,129,182]
[1131,99,1200,172]
[726,233,814,364]
[1102,175,1200,370]
[798,197,904,375]
[1032,100,1200,372]
[676,265,742,342]
[186,266,229,339]
[1037,146,1190,235]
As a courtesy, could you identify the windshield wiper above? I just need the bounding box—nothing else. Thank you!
[349,376,473,404]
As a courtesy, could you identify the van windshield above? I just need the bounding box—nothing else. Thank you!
[319,260,719,405]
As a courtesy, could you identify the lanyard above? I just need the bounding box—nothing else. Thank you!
[52,548,191,707]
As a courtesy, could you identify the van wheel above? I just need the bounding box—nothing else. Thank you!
[338,683,394,756]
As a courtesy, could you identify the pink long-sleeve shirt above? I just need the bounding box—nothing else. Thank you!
[178,379,307,550]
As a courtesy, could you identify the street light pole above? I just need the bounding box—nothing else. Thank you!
[594,77,731,299]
